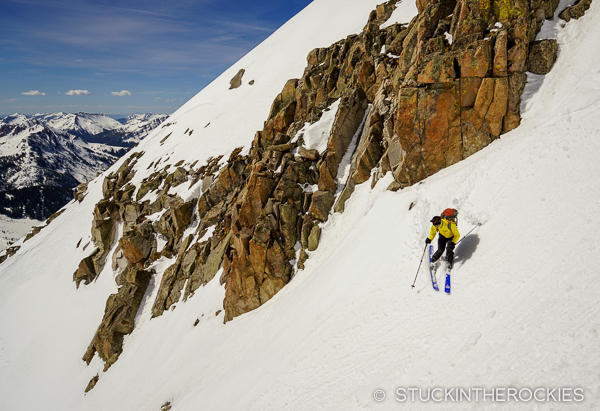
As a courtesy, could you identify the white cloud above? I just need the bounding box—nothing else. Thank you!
[111,90,132,96]
[65,90,91,96]
[22,90,45,96]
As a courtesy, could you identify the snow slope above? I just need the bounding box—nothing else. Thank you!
[1,0,600,410]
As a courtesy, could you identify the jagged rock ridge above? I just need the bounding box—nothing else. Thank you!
[75,0,582,375]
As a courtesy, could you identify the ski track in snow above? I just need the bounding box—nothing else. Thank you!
[2,0,600,410]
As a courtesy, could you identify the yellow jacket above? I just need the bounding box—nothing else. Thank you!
[429,218,460,243]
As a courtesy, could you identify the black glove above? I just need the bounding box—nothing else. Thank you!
[425,238,431,245]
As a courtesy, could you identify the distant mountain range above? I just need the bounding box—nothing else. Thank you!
[32,112,169,147]
[0,112,167,223]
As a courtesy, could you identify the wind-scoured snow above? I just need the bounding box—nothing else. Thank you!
[1,0,600,410]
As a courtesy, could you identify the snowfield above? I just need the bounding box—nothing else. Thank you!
[0,215,42,252]
[1,0,600,410]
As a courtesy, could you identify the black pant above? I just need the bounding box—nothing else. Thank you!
[432,235,455,265]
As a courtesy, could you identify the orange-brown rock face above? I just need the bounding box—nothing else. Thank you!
[389,0,559,187]
[394,84,461,184]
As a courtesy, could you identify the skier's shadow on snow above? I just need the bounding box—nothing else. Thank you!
[454,234,480,267]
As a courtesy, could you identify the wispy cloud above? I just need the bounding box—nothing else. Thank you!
[96,4,178,20]
[22,90,45,96]
[2,0,277,75]
[65,90,91,96]
[1,0,310,115]
[111,90,132,96]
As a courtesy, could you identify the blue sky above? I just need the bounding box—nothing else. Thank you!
[0,0,312,116]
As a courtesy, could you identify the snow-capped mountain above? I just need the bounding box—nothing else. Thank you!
[0,114,121,219]
[120,113,169,129]
[34,112,123,140]
[32,112,168,147]
[0,112,166,249]
[1,0,600,410]
[88,113,169,147]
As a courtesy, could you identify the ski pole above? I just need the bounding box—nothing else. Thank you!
[411,244,428,289]
[456,223,481,245]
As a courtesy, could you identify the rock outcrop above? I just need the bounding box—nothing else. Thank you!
[527,39,559,74]
[83,264,152,370]
[559,0,593,21]
[78,0,566,373]
[230,69,246,89]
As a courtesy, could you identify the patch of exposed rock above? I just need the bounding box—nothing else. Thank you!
[559,0,593,21]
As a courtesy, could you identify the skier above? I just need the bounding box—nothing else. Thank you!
[425,209,460,269]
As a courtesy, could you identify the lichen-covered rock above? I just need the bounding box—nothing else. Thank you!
[493,30,509,77]
[559,0,592,21]
[73,253,97,288]
[83,265,152,370]
[136,172,164,201]
[307,224,322,252]
[504,72,528,132]
[527,39,558,74]
[234,166,276,229]
[120,221,156,265]
[90,216,117,274]
[74,182,88,203]
[456,39,492,78]
[165,167,188,187]
[418,53,455,83]
[152,262,181,317]
[153,197,197,254]
[204,231,233,282]
[278,203,297,250]
[309,191,335,222]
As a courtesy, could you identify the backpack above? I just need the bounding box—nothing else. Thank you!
[441,208,458,222]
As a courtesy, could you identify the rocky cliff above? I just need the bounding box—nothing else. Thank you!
[39,0,589,380]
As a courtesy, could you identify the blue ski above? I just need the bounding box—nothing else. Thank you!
[444,271,451,294]
[428,245,439,291]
